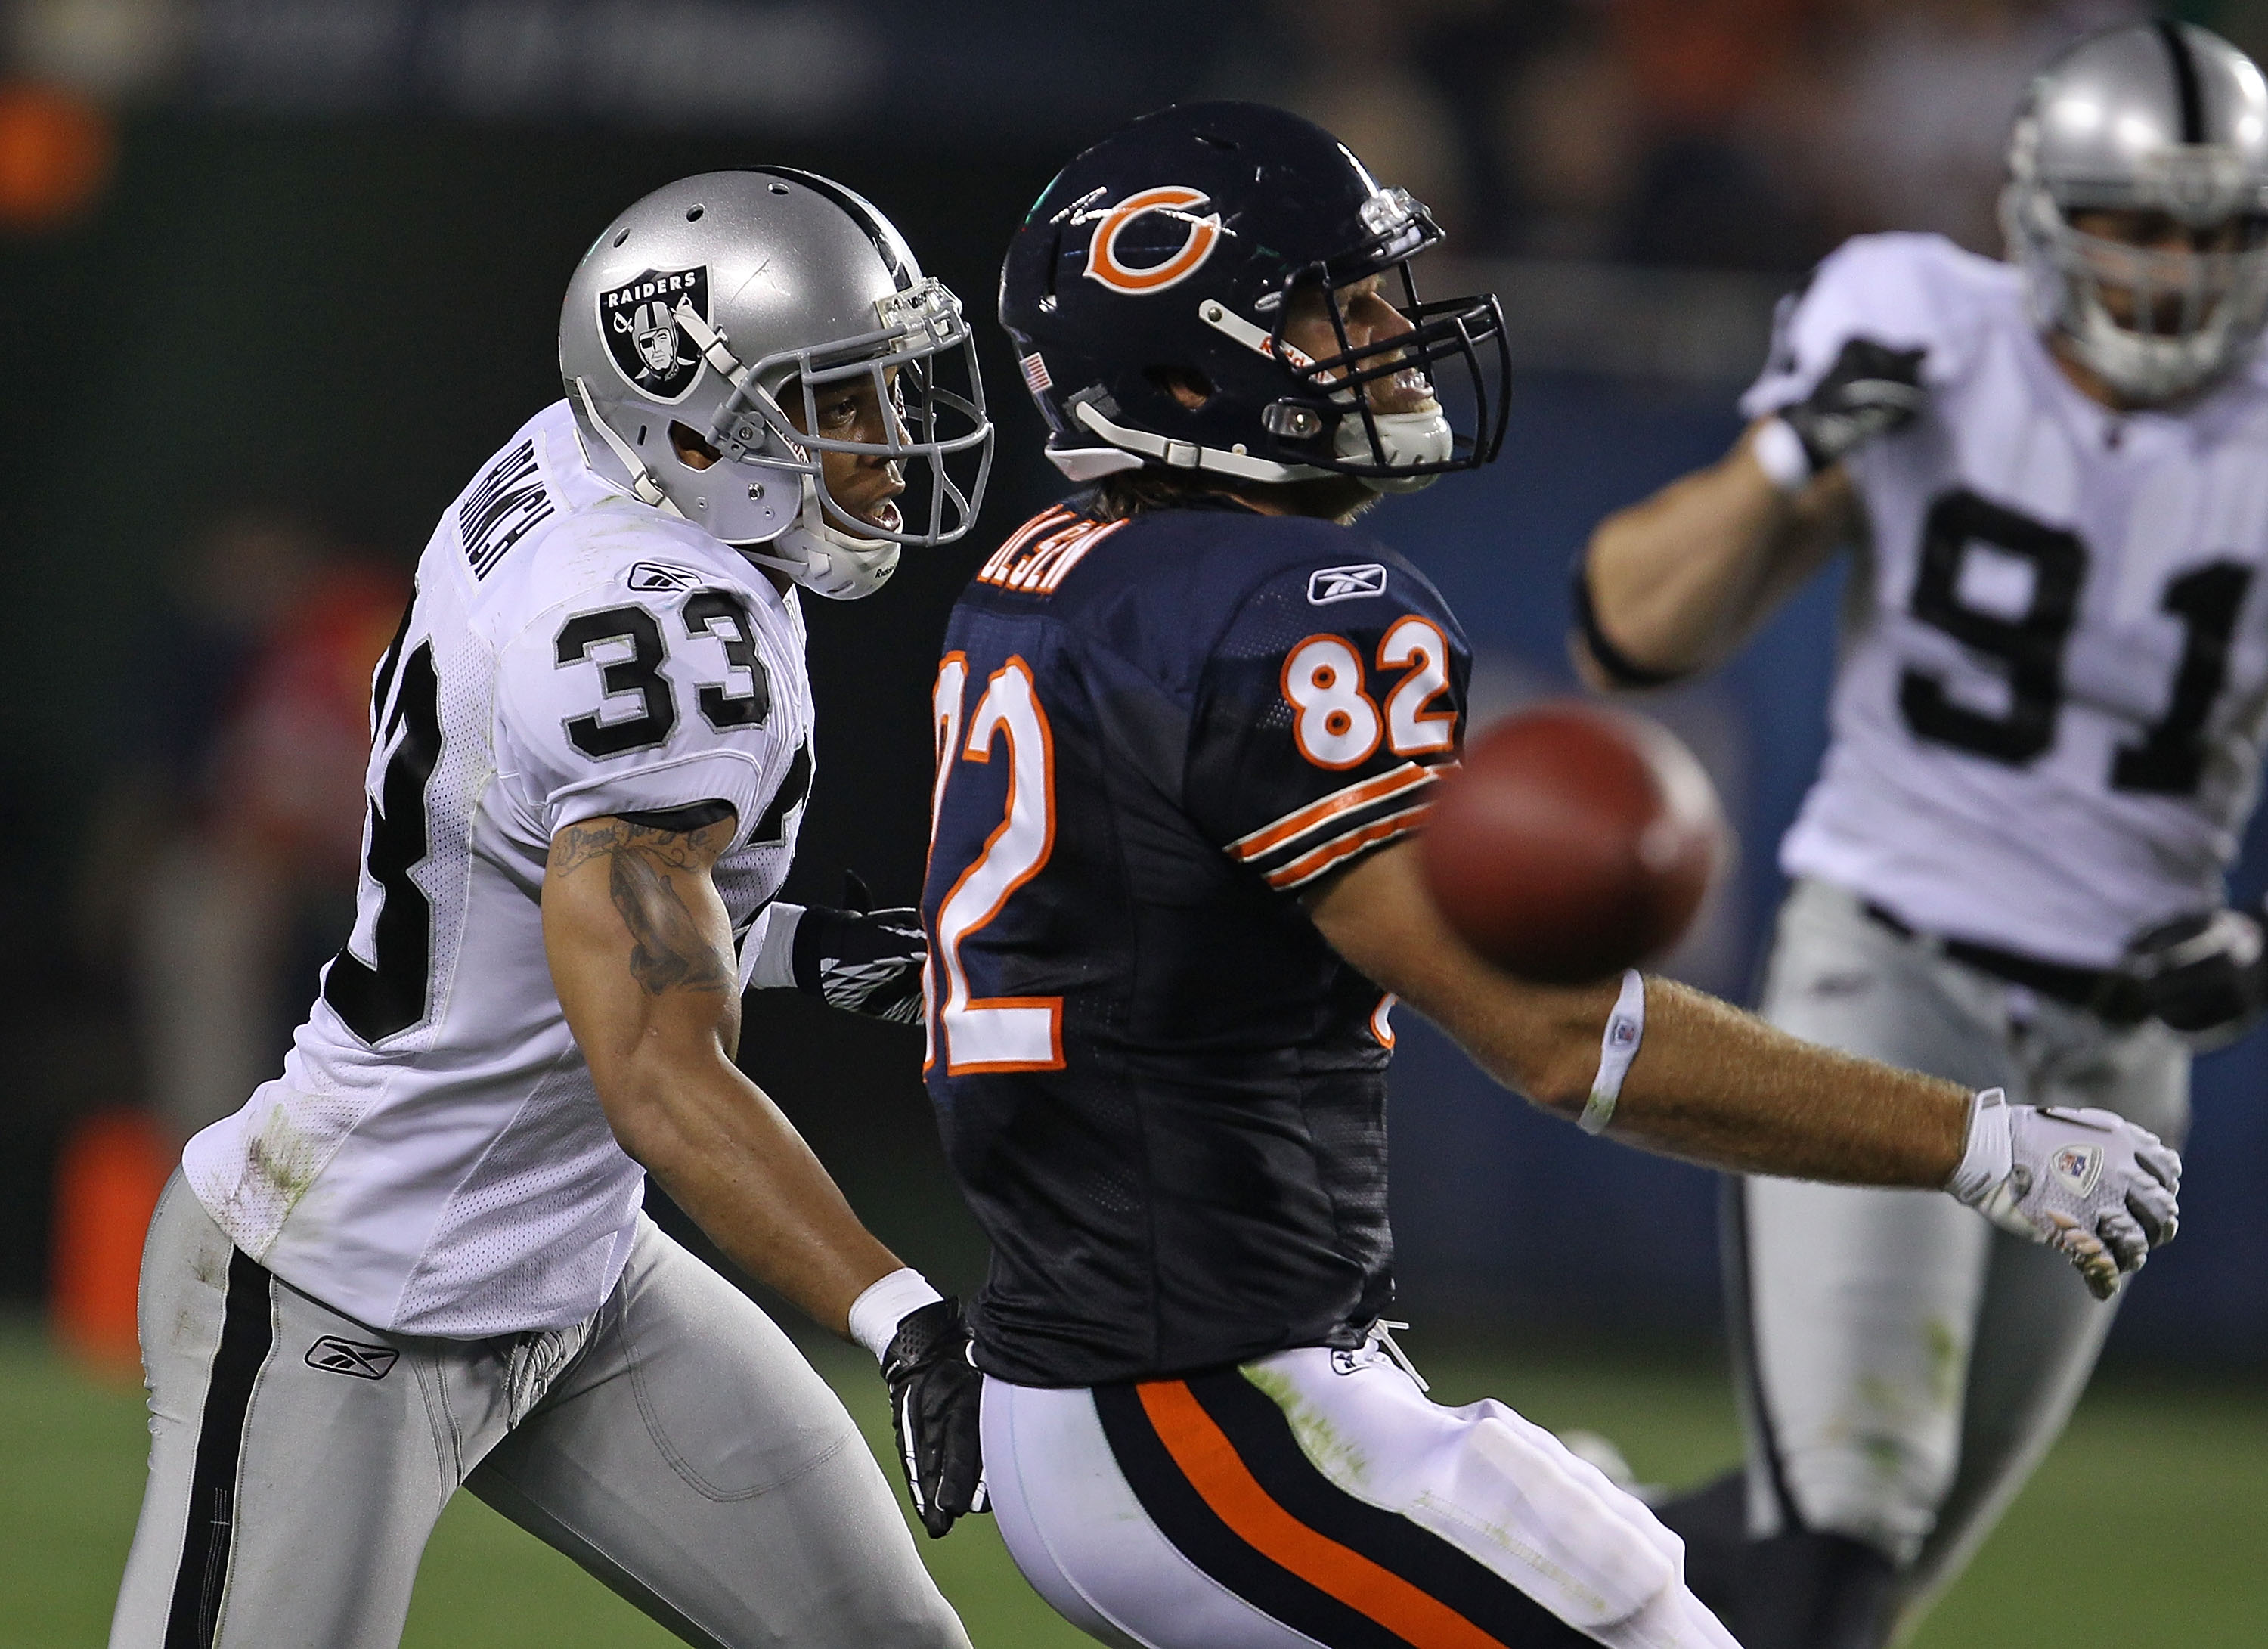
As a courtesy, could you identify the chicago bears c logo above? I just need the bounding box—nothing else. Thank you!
[1085,187,1222,295]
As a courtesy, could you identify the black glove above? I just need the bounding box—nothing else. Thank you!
[790,872,926,1024]
[1778,337,1928,473]
[881,1297,988,1538]
[2116,907,2268,1043]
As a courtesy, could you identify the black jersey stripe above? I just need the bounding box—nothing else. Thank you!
[1230,761,1436,866]
[1095,1374,1597,1647]
[165,1248,275,1649]
[2158,20,2208,146]
[1263,803,1436,890]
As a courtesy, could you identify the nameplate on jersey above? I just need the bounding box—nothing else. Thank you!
[460,438,555,581]
[627,561,702,592]
[975,508,1126,595]
[1308,563,1387,605]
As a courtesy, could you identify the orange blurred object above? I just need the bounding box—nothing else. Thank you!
[52,1108,174,1378]
[0,82,116,230]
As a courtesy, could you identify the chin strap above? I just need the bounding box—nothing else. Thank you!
[738,476,900,600]
[569,376,681,515]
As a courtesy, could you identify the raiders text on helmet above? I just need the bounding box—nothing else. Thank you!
[1000,103,1510,494]
[2004,20,2268,403]
[559,169,993,599]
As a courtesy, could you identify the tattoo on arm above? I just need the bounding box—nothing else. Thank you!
[551,817,736,996]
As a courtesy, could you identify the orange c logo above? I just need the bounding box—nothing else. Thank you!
[1085,186,1222,295]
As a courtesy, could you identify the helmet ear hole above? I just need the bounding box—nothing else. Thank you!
[669,421,721,470]
[1145,366,1215,410]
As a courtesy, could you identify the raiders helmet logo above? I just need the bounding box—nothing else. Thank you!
[1086,186,1222,295]
[598,265,711,403]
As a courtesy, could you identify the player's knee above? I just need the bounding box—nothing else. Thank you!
[1458,1414,1684,1629]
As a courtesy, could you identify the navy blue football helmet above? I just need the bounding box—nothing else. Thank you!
[1001,102,1509,492]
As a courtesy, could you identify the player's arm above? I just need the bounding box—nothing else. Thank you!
[544,811,984,1535]
[541,811,904,1333]
[1577,426,1854,685]
[1308,840,1963,1183]
[1577,337,1925,684]
[1304,840,2180,1297]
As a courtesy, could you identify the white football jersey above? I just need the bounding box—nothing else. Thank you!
[184,400,815,1335]
[1746,233,2268,968]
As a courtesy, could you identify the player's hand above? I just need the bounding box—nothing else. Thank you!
[1776,337,1927,474]
[881,1297,988,1538]
[1948,1091,2181,1299]
[791,873,926,1024]
[2114,907,2267,1045]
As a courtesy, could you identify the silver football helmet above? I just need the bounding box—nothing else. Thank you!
[558,169,992,598]
[2003,21,2268,404]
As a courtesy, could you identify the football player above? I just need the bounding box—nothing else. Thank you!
[888,103,2182,1649]
[109,170,990,1649]
[1576,21,2268,1649]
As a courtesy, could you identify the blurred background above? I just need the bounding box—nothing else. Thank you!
[4,1,2266,1645]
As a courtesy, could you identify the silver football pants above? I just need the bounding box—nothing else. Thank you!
[1735,879,2188,1618]
[109,1173,968,1649]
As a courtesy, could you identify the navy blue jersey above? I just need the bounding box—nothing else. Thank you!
[920,496,1470,1387]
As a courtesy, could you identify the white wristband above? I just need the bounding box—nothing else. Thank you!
[847,1266,944,1363]
[739,901,805,993]
[1945,1087,2014,1204]
[1579,970,1647,1135]
[1750,416,1815,494]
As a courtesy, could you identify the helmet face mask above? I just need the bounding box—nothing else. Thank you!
[559,169,993,599]
[2005,22,2268,405]
[1002,104,1510,496]
[1251,261,1507,488]
[698,275,992,549]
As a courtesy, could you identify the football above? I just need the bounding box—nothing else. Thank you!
[1420,702,1726,984]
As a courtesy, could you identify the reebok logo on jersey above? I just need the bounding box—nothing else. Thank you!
[628,561,701,592]
[1307,564,1388,605]
[306,1337,400,1381]
[597,265,711,403]
[2050,1143,2105,1198]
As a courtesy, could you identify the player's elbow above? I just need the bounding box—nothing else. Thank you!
[588,1041,726,1173]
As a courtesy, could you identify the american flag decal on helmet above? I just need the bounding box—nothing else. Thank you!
[1021,352,1052,392]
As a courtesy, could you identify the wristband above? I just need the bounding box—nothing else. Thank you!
[1945,1087,2013,1204]
[1579,970,1647,1135]
[1750,417,1814,494]
[847,1266,945,1363]
[740,901,804,993]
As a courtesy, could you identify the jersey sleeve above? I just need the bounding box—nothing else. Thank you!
[1740,232,1975,421]
[1184,553,1470,894]
[494,578,787,846]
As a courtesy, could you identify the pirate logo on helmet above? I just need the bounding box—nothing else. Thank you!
[597,265,711,403]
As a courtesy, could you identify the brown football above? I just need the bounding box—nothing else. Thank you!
[1420,702,1726,984]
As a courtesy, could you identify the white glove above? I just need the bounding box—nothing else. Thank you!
[1944,1089,2182,1300]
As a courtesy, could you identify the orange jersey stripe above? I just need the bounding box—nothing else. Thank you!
[1136,1381,1510,1649]
[1227,762,1433,863]
[1263,804,1433,890]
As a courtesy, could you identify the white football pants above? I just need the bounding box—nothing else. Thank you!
[1737,879,2188,1610]
[983,1335,1742,1649]
[109,1174,968,1649]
